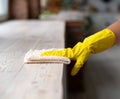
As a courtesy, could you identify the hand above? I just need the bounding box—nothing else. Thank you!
[41,29,116,76]
[41,42,91,76]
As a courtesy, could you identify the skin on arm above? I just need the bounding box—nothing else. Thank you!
[107,20,120,43]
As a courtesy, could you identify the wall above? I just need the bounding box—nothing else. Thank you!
[9,0,40,19]
[88,0,120,12]
[9,0,28,19]
[0,0,8,21]
[90,13,120,32]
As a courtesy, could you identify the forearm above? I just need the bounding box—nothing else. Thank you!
[107,20,120,43]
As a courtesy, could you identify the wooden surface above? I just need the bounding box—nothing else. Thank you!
[40,11,87,93]
[0,20,65,99]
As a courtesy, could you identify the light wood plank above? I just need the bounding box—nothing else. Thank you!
[0,20,65,99]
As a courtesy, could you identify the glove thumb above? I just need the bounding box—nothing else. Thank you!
[71,59,83,76]
[71,50,91,76]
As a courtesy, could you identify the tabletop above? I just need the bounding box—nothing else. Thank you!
[0,20,66,99]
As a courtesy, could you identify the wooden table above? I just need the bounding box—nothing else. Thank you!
[41,11,87,93]
[0,20,66,99]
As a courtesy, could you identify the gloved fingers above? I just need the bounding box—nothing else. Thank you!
[64,48,74,58]
[40,48,74,58]
[71,51,91,76]
[71,58,83,76]
[41,49,65,56]
[72,42,82,55]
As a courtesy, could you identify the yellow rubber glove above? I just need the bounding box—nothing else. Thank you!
[41,28,116,76]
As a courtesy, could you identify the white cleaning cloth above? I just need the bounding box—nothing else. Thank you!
[24,49,71,64]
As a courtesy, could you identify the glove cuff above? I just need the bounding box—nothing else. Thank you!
[83,28,116,53]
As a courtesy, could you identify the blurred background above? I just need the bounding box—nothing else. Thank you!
[1,0,120,99]
[1,0,120,31]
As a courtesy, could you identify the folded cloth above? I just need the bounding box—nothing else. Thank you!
[24,49,71,64]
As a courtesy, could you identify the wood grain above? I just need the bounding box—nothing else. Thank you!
[0,20,65,99]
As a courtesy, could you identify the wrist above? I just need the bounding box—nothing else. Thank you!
[107,20,120,43]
